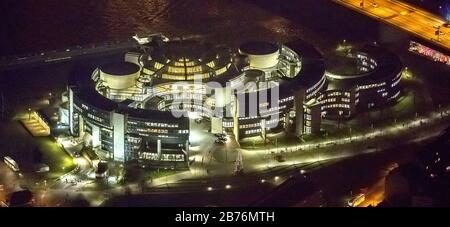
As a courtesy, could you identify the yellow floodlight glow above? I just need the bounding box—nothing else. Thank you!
[74,157,88,166]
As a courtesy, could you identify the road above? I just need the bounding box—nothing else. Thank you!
[332,0,450,51]
[0,39,139,71]
[3,100,450,206]
[244,107,450,158]
[356,162,399,207]
[0,163,23,206]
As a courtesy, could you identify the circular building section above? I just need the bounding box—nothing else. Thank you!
[141,40,239,81]
[239,41,280,69]
[234,40,326,138]
[320,45,404,119]
[99,62,140,90]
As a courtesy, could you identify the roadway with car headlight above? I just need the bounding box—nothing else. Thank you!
[332,0,450,51]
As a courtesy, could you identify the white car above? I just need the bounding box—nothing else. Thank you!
[35,164,50,173]
[348,193,366,207]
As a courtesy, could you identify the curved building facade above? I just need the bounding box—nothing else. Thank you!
[66,36,403,168]
[320,45,403,119]
[69,65,190,168]
[239,41,280,69]
[99,62,141,90]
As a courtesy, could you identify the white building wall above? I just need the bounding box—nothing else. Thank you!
[112,113,125,162]
[59,107,69,125]
[90,123,101,148]
[69,88,74,134]
[125,52,142,66]
[211,117,223,134]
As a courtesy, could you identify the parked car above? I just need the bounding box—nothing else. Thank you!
[215,139,226,144]
[35,164,50,173]
[274,154,286,162]
[95,162,108,179]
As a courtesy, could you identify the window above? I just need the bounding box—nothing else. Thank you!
[139,152,159,160]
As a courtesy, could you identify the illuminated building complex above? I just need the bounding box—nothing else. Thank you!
[320,45,403,119]
[66,36,402,167]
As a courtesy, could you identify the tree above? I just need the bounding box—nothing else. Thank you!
[32,148,43,164]
[9,190,33,207]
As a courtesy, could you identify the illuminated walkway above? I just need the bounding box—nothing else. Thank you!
[245,108,450,156]
[19,111,50,137]
[32,106,450,206]
[332,0,450,51]
[146,107,450,189]
[23,98,450,206]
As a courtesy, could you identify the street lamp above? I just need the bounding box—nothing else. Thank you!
[28,108,32,120]
[338,110,343,129]
[275,138,278,154]
[349,127,352,140]
[434,25,442,41]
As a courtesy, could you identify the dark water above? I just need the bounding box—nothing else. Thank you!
[0,0,330,57]
[0,0,387,112]
[2,0,448,98]
[2,0,397,58]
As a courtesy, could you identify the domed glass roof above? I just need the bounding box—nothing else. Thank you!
[142,40,236,81]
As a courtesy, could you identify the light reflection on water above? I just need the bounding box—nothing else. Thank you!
[3,0,325,55]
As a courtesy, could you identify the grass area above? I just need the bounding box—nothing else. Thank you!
[35,137,76,179]
[241,86,425,149]
[80,181,114,191]
[144,169,179,180]
[322,85,422,136]
[13,111,28,121]
[301,133,327,142]
[240,138,270,149]
[387,92,416,117]
[335,43,353,54]
[240,133,303,149]
[123,165,179,184]
[8,111,75,180]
